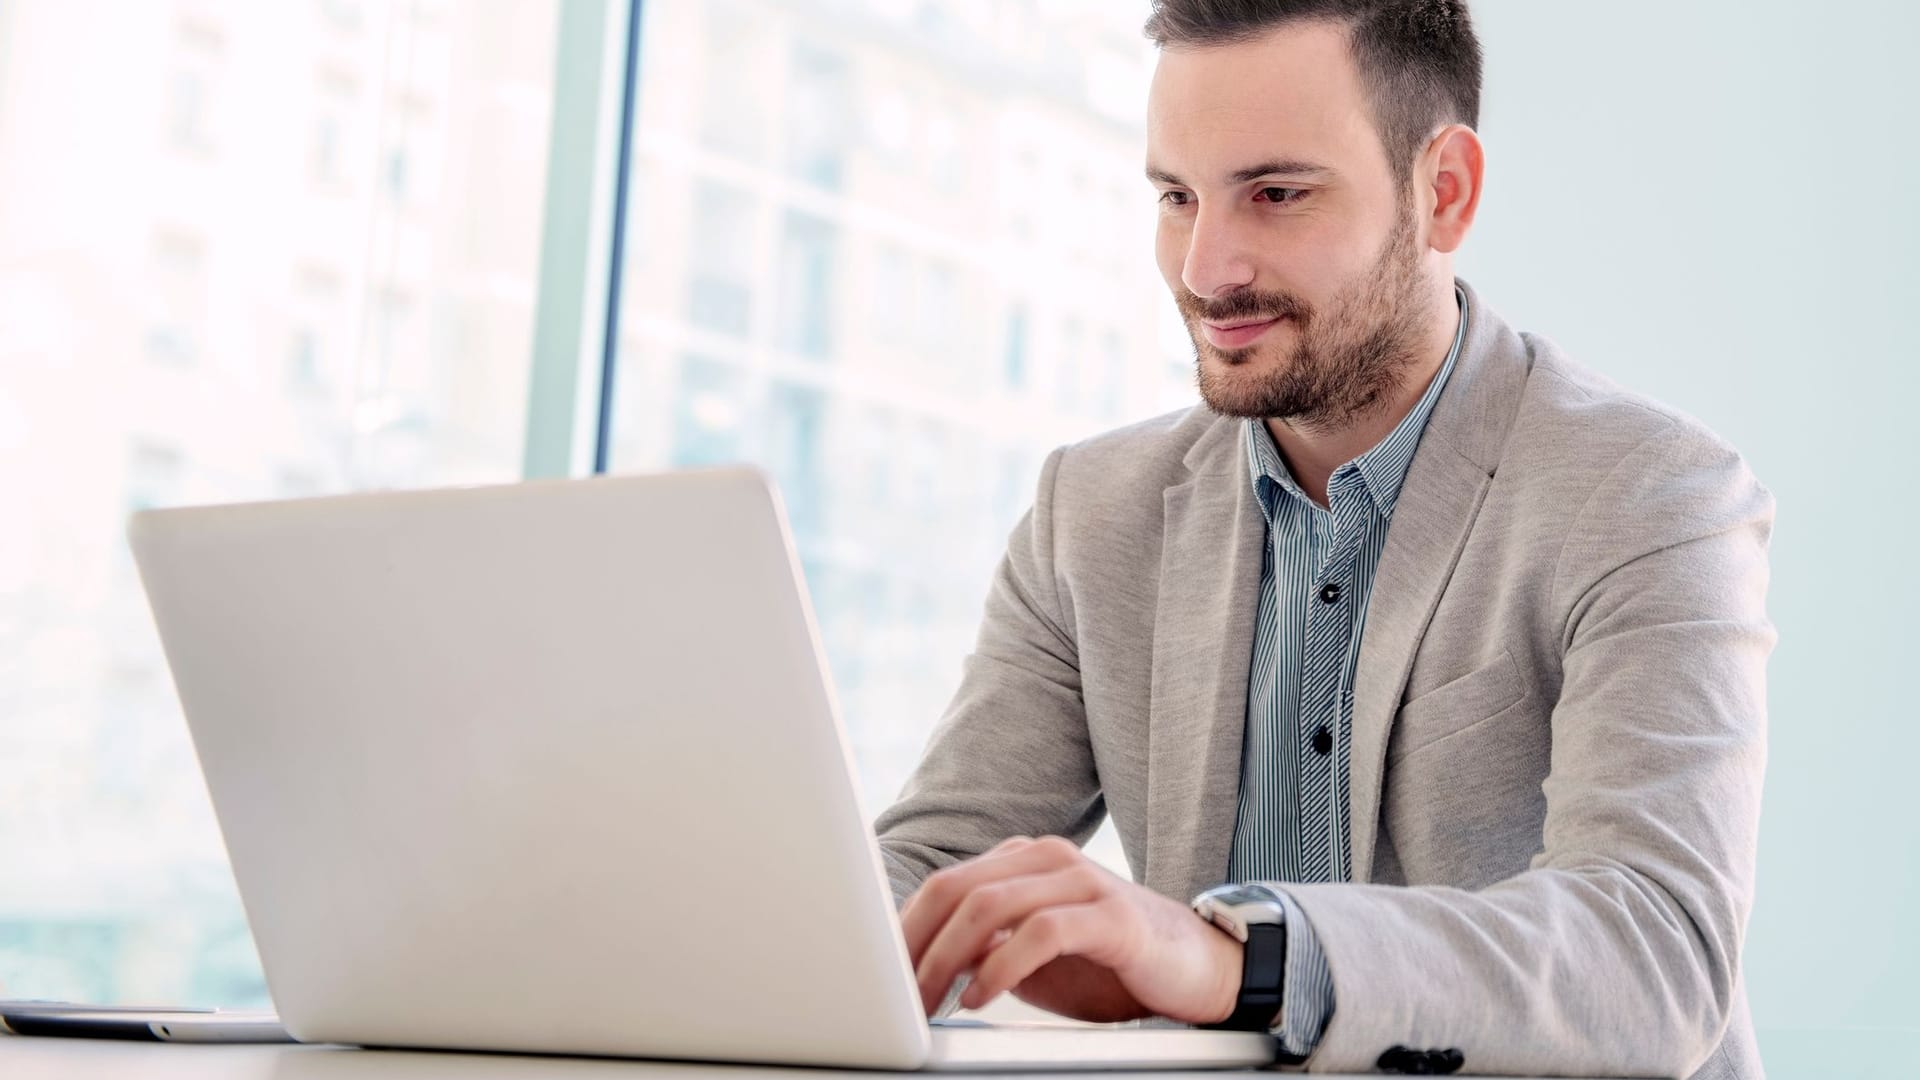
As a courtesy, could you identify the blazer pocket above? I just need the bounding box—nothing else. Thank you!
[1389,648,1528,763]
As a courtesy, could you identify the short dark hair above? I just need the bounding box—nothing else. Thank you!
[1143,0,1482,185]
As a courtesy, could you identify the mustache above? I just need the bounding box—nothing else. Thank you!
[1174,287,1312,326]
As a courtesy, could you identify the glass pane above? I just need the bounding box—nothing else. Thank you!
[0,0,561,1006]
[608,0,1186,873]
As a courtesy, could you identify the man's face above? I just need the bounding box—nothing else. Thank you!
[1147,21,1435,430]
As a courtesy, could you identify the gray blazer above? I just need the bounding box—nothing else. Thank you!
[875,279,1775,1079]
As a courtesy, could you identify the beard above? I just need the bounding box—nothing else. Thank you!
[1182,200,1432,432]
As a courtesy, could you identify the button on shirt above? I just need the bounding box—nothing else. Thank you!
[1226,287,1466,1055]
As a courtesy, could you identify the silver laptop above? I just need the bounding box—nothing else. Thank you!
[127,467,1278,1071]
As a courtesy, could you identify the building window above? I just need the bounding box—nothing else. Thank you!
[1004,305,1029,391]
[289,265,343,392]
[785,42,852,192]
[685,180,757,339]
[1,0,567,1011]
[146,229,207,366]
[166,21,224,155]
[766,379,827,539]
[288,329,323,389]
[124,440,185,513]
[384,145,409,200]
[361,288,415,398]
[669,354,750,466]
[312,70,360,186]
[697,8,768,161]
[775,211,838,362]
[606,0,1174,851]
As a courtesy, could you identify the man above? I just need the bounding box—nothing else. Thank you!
[873,2,1774,1078]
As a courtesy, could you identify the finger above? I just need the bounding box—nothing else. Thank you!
[960,901,1110,1011]
[899,836,1036,930]
[899,835,1080,961]
[899,837,1031,939]
[913,864,1104,1016]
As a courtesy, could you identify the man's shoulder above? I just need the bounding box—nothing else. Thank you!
[1509,331,1759,486]
[1499,334,1772,571]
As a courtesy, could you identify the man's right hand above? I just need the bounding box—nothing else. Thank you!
[898,835,1242,1025]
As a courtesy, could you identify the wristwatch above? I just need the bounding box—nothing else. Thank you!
[1190,883,1288,1032]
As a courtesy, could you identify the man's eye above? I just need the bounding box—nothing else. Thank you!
[1258,187,1305,204]
[1157,190,1191,207]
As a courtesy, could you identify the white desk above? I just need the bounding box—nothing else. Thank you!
[0,1033,1546,1079]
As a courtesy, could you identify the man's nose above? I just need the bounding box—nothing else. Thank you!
[1181,204,1258,301]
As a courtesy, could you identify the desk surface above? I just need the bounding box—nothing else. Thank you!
[0,1033,1550,1079]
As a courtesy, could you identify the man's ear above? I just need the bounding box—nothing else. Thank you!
[1424,124,1484,254]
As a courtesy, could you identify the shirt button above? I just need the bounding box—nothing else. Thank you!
[1319,581,1342,604]
[1313,726,1332,755]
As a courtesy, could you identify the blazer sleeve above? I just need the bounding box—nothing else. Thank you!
[873,445,1106,906]
[1263,418,1776,1078]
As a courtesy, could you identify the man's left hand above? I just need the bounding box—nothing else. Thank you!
[899,835,1243,1024]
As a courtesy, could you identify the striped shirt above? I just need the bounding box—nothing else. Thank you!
[1225,286,1466,1055]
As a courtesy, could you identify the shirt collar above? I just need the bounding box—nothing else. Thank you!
[1244,284,1467,523]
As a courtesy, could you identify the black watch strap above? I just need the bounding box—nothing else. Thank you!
[1203,920,1287,1032]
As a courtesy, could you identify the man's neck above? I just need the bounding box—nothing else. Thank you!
[1263,285,1462,510]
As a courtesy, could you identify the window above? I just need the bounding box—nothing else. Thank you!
[382,93,439,207]
[918,259,962,371]
[0,0,563,1006]
[320,0,366,33]
[610,1,1178,830]
[167,20,223,155]
[697,5,769,162]
[871,243,913,343]
[785,42,853,191]
[685,179,757,338]
[0,0,1179,1009]
[1003,304,1030,392]
[124,440,186,514]
[146,229,207,366]
[361,287,414,397]
[669,354,751,467]
[310,69,359,186]
[1055,316,1088,414]
[775,209,839,361]
[288,265,345,392]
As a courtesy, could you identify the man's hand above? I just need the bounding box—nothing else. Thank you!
[899,835,1243,1024]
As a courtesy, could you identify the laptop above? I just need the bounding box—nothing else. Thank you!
[125,467,1279,1071]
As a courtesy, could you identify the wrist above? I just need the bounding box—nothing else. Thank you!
[1189,884,1288,1031]
[1200,918,1244,1025]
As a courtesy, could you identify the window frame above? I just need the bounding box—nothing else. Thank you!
[522,0,643,480]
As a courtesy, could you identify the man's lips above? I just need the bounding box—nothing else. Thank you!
[1201,315,1287,350]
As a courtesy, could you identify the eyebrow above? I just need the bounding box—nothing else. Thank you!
[1145,159,1335,186]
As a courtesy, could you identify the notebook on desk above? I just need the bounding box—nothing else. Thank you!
[124,468,1280,1072]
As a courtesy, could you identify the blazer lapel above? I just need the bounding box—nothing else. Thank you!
[1144,418,1266,902]
[1346,279,1531,883]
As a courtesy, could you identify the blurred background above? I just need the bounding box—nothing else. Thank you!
[0,2,1911,1076]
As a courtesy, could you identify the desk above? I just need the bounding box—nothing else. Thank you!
[0,1033,1553,1079]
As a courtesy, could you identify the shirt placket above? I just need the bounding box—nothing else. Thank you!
[1295,478,1369,884]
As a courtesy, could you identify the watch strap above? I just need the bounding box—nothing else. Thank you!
[1203,920,1287,1032]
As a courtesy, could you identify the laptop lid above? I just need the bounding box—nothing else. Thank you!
[129,467,932,1069]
